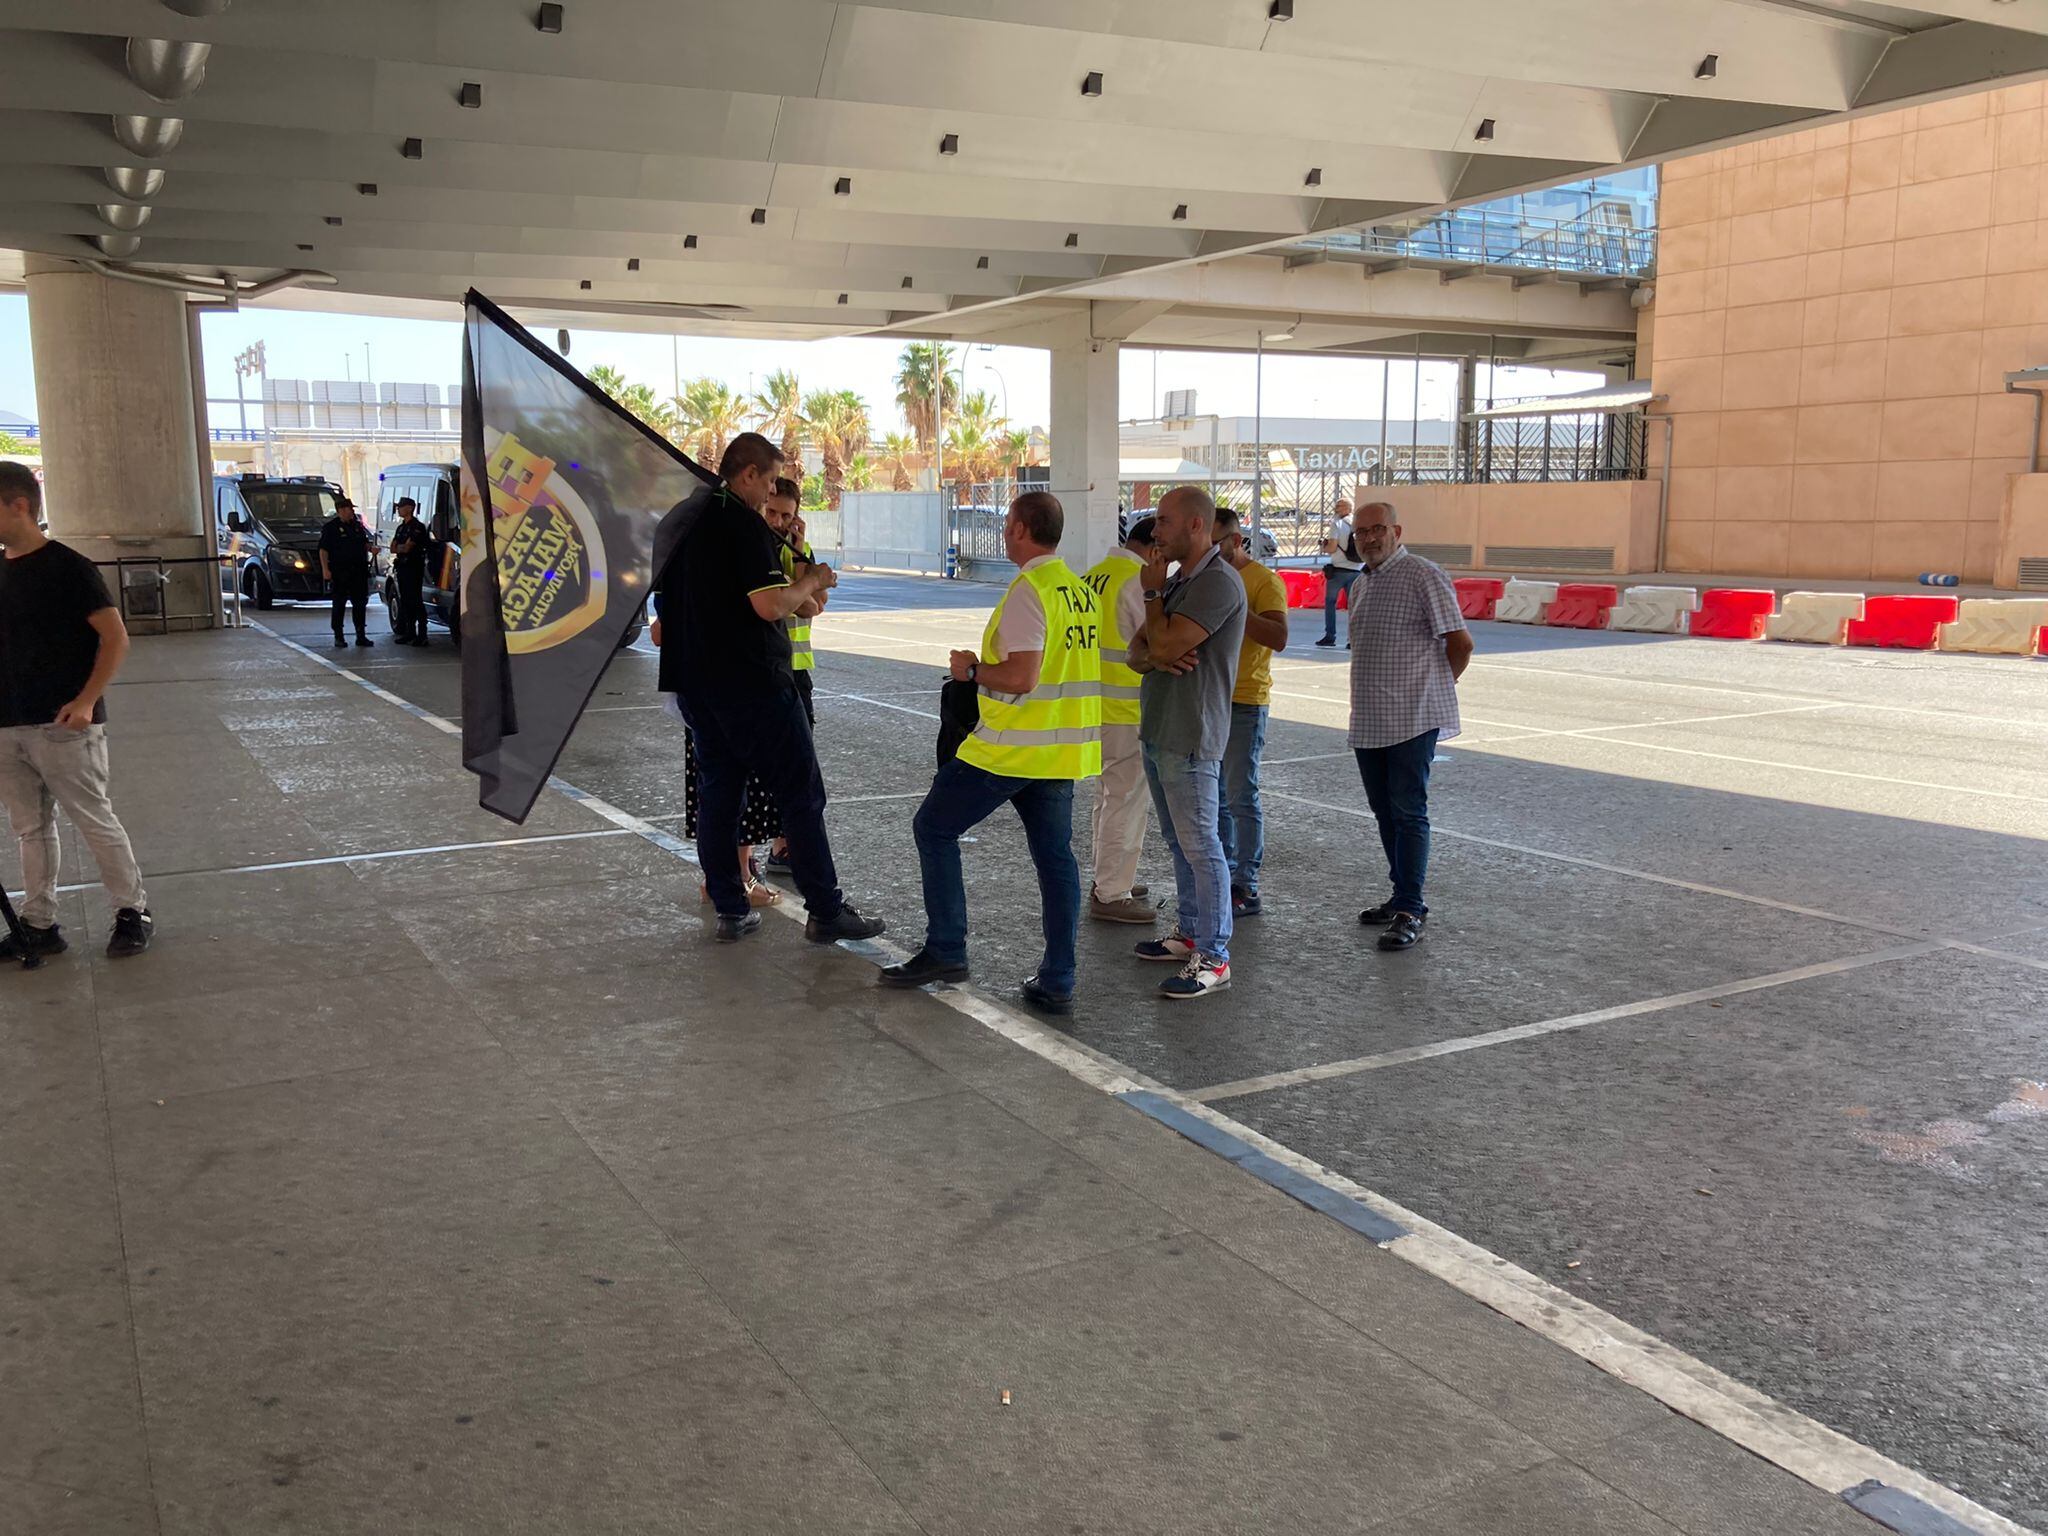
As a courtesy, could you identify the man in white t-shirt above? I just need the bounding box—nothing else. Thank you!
[1316,497,1362,648]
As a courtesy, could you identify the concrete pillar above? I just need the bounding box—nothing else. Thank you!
[1455,354,1478,475]
[25,256,214,630]
[1050,331,1121,572]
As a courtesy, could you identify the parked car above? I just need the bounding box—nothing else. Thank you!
[214,473,361,608]
[370,460,642,649]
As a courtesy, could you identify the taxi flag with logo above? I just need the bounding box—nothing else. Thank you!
[458,290,715,822]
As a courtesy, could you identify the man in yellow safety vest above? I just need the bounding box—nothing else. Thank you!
[1083,515,1157,924]
[763,475,816,878]
[880,491,1102,1014]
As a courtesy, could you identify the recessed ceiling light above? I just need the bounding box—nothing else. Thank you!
[1695,53,1718,79]
[401,137,423,159]
[684,234,698,249]
[459,81,483,108]
[296,243,313,252]
[324,216,342,226]
[1081,71,1103,97]
[837,293,848,304]
[1474,117,1495,142]
[357,182,378,196]
[1305,167,1322,187]
[537,2,564,32]
[835,176,852,195]
[579,279,591,290]
[626,257,640,271]
[976,255,989,269]
[1065,232,1079,247]
[1172,203,1188,221]
[751,207,766,224]
[940,132,959,155]
[901,276,913,289]
[1269,0,1294,17]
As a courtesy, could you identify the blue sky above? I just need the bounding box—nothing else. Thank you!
[0,294,1595,434]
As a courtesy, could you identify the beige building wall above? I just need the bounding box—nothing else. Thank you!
[1650,84,2048,585]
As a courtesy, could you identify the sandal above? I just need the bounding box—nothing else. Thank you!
[746,879,783,908]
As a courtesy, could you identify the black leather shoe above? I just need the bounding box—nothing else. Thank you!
[714,910,762,943]
[1313,635,1337,648]
[1378,912,1425,951]
[355,635,374,647]
[332,636,347,649]
[806,904,886,943]
[1358,902,1398,926]
[1020,975,1073,1015]
[879,948,969,987]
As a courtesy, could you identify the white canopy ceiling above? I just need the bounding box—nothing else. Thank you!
[2,0,2045,352]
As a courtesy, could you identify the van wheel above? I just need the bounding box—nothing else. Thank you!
[384,580,401,633]
[245,568,274,610]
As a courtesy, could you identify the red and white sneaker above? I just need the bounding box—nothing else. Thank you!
[1159,953,1230,1000]
[1133,930,1195,963]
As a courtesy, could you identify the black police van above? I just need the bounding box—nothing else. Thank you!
[371,462,642,648]
[214,473,357,608]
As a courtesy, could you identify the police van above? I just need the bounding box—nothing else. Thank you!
[214,473,353,608]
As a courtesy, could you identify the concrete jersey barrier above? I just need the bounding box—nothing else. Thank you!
[1495,578,1560,624]
[1608,586,1700,634]
[1937,597,2048,656]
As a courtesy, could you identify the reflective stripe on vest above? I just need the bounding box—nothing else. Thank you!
[780,540,816,671]
[958,559,1103,780]
[1081,552,1144,726]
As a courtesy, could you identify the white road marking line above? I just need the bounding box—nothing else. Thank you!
[1942,940,2048,977]
[1261,751,1355,767]
[584,703,667,712]
[832,690,943,721]
[1188,943,1944,1103]
[1531,733,2042,804]
[248,619,2030,1536]
[1262,788,1929,942]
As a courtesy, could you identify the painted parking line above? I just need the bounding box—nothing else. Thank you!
[247,622,2033,1536]
[1187,943,1944,1104]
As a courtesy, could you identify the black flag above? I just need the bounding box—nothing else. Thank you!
[458,291,714,822]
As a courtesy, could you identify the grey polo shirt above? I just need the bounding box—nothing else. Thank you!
[1139,545,1246,761]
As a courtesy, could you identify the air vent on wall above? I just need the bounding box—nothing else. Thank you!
[1407,543,1474,568]
[1483,544,1615,574]
[2018,556,2048,590]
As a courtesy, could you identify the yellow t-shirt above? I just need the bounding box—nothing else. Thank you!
[1232,559,1287,707]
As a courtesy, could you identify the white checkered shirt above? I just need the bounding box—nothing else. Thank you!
[1345,545,1466,749]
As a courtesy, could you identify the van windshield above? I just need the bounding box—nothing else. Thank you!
[244,486,338,538]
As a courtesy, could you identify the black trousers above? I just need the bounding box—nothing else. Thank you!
[329,571,369,638]
[677,683,843,921]
[395,562,427,640]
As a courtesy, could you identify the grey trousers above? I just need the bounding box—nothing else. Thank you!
[0,724,148,928]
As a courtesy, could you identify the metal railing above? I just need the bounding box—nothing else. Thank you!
[1301,205,1656,279]
[88,554,232,634]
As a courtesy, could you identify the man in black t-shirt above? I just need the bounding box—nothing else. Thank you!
[388,495,431,645]
[652,433,883,946]
[317,496,374,649]
[0,462,153,959]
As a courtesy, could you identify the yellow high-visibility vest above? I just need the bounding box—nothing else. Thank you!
[959,558,1103,780]
[1082,550,1144,727]
[779,540,815,671]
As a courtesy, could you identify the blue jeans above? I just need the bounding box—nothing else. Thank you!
[912,758,1080,996]
[1217,703,1268,896]
[1142,743,1231,962]
[1354,729,1438,916]
[1323,567,1359,640]
[678,683,843,922]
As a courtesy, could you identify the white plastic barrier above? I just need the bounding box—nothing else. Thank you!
[1937,597,2048,656]
[1495,578,1559,625]
[1607,585,1700,634]
[1765,591,1865,645]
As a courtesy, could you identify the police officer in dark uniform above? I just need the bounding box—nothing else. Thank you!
[388,495,431,646]
[318,495,375,649]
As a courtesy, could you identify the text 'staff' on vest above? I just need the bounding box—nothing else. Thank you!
[959,560,1103,780]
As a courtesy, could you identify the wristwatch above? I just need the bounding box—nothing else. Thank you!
[967,661,979,683]
[1143,588,1163,601]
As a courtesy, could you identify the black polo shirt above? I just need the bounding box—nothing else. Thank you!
[317,516,372,576]
[388,514,430,569]
[654,483,792,698]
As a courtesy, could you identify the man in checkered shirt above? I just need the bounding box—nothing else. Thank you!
[1345,501,1474,951]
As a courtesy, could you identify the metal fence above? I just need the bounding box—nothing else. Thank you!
[1305,205,1656,279]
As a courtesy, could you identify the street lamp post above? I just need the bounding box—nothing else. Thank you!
[1253,322,1294,550]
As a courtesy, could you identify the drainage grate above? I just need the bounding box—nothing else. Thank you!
[1408,542,1474,567]
[2020,556,2048,591]
[1483,545,1616,574]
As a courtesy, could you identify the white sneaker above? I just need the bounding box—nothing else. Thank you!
[1159,952,1230,1000]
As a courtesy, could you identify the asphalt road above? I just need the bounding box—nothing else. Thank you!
[262,571,2048,1528]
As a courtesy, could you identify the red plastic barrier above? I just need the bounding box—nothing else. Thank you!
[1280,570,1326,609]
[1455,577,1506,621]
[1688,588,1777,640]
[1844,593,1960,650]
[1546,582,1619,630]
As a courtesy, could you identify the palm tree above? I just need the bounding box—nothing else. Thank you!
[802,387,872,508]
[999,427,1032,475]
[845,452,875,493]
[943,417,994,501]
[615,382,672,434]
[751,368,805,477]
[586,364,629,400]
[671,377,750,465]
[894,341,958,452]
[879,431,918,492]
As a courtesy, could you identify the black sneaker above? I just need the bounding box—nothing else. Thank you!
[806,904,886,943]
[332,636,348,649]
[1313,635,1337,648]
[714,910,762,943]
[0,921,66,962]
[1020,975,1073,1015]
[1378,912,1425,951]
[1231,885,1262,917]
[106,908,153,958]
[354,635,374,648]
[878,948,969,988]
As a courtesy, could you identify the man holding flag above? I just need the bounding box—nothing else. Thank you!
[654,433,884,945]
